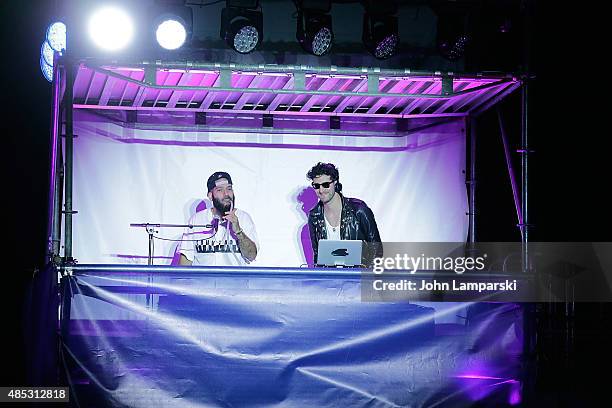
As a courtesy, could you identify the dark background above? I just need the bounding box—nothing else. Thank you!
[2,0,610,405]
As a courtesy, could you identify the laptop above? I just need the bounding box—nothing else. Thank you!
[317,239,364,267]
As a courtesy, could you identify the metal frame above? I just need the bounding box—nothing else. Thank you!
[48,58,525,268]
[68,61,519,120]
[47,57,533,404]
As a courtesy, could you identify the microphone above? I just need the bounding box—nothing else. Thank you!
[221,200,234,226]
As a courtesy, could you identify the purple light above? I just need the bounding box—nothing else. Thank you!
[455,374,503,380]
[509,381,522,405]
[455,372,521,404]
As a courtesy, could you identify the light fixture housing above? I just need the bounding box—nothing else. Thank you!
[361,0,399,60]
[434,3,472,61]
[296,1,333,56]
[220,1,263,54]
[362,13,399,60]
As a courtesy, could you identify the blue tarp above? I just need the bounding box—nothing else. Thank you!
[58,266,524,407]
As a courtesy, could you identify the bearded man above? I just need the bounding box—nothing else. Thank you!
[179,171,259,266]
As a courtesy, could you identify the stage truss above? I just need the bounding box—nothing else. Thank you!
[69,61,521,133]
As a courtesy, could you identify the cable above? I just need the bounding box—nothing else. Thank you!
[152,227,220,242]
[152,234,216,242]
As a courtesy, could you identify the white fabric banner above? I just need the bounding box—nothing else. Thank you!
[71,114,468,266]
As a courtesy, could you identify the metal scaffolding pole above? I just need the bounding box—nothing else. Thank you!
[520,0,532,270]
[466,116,477,243]
[48,60,63,262]
[520,83,529,268]
[63,58,75,261]
[497,107,524,239]
[519,1,537,403]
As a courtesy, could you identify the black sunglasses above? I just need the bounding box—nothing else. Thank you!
[311,181,334,190]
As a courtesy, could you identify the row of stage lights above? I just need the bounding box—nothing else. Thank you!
[40,22,67,82]
[40,0,470,82]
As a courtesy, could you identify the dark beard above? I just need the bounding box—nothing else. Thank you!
[212,195,235,214]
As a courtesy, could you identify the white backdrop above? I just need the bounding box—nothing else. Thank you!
[70,114,468,266]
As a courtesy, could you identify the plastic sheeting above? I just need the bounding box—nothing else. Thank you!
[60,266,524,407]
[71,113,468,266]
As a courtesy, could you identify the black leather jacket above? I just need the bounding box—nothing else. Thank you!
[308,194,382,265]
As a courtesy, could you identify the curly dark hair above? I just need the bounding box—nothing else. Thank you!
[307,162,339,181]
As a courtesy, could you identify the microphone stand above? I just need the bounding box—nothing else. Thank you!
[129,223,213,266]
[130,222,214,309]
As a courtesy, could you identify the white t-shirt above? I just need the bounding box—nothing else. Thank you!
[178,208,259,266]
[325,217,341,241]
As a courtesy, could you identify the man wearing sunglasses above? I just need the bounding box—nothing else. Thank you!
[306,162,382,265]
[178,171,259,266]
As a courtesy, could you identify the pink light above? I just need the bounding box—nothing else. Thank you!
[455,374,503,380]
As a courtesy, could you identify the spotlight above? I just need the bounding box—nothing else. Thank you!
[152,5,192,50]
[40,55,53,82]
[41,22,65,82]
[156,18,187,50]
[46,21,66,53]
[296,1,333,56]
[221,1,263,54]
[361,1,399,60]
[362,14,399,59]
[434,3,471,61]
[438,30,469,61]
[88,6,134,51]
[41,40,55,66]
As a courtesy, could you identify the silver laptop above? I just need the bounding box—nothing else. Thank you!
[317,239,363,267]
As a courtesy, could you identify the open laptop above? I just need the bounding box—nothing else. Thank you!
[317,239,364,267]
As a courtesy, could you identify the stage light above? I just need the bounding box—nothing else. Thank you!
[362,13,399,59]
[41,22,65,82]
[233,25,259,53]
[221,1,263,54]
[88,6,134,51]
[156,19,187,50]
[46,21,66,53]
[296,1,333,56]
[361,1,399,60]
[40,55,53,82]
[437,31,469,61]
[434,4,472,61]
[41,40,55,66]
[151,4,192,51]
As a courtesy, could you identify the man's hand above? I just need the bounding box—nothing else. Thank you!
[223,209,257,262]
[223,209,241,232]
